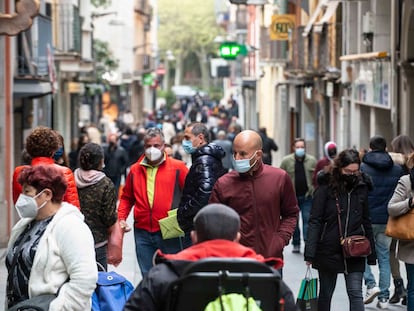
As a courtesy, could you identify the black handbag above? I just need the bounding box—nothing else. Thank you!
[8,294,57,311]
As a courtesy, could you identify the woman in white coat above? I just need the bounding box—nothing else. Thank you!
[6,165,97,310]
[388,153,414,311]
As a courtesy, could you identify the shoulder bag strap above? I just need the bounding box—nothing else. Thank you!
[335,196,344,239]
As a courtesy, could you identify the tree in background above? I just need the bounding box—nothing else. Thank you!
[158,0,224,91]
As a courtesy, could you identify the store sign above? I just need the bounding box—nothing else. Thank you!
[270,14,295,41]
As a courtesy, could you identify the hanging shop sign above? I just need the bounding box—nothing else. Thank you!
[270,14,295,41]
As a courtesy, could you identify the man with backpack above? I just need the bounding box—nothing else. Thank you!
[123,203,297,311]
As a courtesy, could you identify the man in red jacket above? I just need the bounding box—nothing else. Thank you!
[124,203,298,311]
[116,127,189,277]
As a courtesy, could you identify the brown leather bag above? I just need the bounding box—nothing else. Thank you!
[385,209,414,240]
[336,197,371,258]
[341,235,371,258]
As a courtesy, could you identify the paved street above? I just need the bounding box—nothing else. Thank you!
[0,212,408,310]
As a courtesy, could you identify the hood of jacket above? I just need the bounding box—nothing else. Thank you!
[74,168,106,188]
[193,143,225,161]
[155,239,283,270]
[362,151,394,170]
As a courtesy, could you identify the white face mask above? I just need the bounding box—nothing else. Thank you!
[145,147,163,162]
[15,190,47,219]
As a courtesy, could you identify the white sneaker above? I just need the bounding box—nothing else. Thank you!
[364,286,380,304]
[377,298,389,309]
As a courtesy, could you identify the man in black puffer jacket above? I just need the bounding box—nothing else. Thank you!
[360,135,404,308]
[177,122,226,248]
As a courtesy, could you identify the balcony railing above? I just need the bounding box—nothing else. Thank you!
[259,26,289,62]
[135,53,154,72]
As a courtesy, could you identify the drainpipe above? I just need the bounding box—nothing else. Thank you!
[390,0,398,136]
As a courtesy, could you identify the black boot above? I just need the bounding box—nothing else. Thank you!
[389,278,407,304]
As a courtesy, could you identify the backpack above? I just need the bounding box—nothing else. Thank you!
[91,271,134,311]
[204,293,263,311]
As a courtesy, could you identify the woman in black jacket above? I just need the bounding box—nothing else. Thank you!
[305,149,376,311]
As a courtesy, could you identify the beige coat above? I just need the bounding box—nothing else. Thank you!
[388,174,414,264]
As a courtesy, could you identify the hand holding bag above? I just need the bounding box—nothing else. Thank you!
[336,197,371,258]
[296,266,318,311]
[159,209,185,239]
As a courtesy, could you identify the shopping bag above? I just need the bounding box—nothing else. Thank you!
[296,267,318,311]
[159,209,185,239]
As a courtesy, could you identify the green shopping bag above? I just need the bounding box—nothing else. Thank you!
[296,266,318,311]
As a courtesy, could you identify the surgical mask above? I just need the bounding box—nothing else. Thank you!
[295,148,305,158]
[233,151,258,173]
[15,190,47,219]
[182,139,196,154]
[53,147,64,161]
[145,147,162,162]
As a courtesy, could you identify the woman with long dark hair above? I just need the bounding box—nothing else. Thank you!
[305,148,376,311]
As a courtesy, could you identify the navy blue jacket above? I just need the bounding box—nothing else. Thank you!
[361,151,403,224]
[177,143,226,232]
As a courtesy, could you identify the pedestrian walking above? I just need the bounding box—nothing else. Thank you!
[12,126,79,208]
[280,138,316,254]
[177,122,226,248]
[7,165,97,310]
[117,128,189,277]
[209,130,299,261]
[360,135,403,308]
[74,142,118,269]
[305,149,377,311]
[388,152,414,311]
[387,134,414,304]
[103,133,129,198]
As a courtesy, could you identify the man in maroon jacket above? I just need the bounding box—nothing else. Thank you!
[209,130,299,260]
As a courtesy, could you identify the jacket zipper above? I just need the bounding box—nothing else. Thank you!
[343,191,353,275]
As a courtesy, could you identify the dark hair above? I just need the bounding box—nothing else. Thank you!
[329,148,361,192]
[391,135,414,155]
[369,135,387,151]
[18,165,67,203]
[193,203,240,242]
[25,126,60,158]
[79,143,104,170]
[293,137,305,146]
[188,122,210,143]
[144,127,165,143]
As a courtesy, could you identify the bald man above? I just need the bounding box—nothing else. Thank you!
[209,130,299,261]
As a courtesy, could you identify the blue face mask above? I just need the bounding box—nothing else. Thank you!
[233,151,258,173]
[53,147,64,160]
[295,148,305,158]
[182,139,196,154]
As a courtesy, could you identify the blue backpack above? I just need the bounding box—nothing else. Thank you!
[91,271,134,311]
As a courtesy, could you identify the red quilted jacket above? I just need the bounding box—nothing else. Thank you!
[13,157,80,208]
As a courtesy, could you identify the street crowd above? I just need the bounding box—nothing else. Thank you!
[4,94,414,311]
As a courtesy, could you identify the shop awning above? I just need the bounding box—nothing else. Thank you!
[302,0,340,36]
[13,79,52,98]
[340,51,389,61]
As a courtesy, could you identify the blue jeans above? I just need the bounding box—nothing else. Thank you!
[134,228,183,277]
[363,224,391,299]
[318,270,364,311]
[406,263,414,311]
[292,195,312,246]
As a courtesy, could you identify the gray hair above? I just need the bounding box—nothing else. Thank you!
[144,127,165,143]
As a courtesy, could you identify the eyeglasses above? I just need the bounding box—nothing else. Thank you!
[342,168,360,175]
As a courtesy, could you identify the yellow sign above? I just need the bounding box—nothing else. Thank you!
[270,14,295,41]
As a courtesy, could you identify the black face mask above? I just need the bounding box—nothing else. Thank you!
[342,174,359,187]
